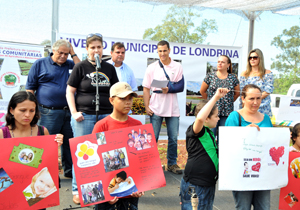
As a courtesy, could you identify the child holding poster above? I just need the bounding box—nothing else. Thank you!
[180,88,229,210]
[92,82,144,210]
[290,123,300,152]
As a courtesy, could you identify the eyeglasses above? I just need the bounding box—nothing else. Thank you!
[57,51,69,56]
[249,56,259,60]
[86,33,103,40]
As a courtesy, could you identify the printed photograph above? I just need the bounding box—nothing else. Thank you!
[186,81,202,116]
[80,180,105,205]
[0,168,13,193]
[108,171,138,197]
[284,192,298,207]
[18,59,34,76]
[102,147,129,173]
[23,167,57,207]
[290,157,300,179]
[96,132,107,145]
[206,61,238,75]
[290,99,300,107]
[127,128,154,153]
[131,78,146,115]
[0,58,3,71]
[19,148,35,163]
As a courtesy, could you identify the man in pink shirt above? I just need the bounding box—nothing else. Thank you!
[142,40,183,174]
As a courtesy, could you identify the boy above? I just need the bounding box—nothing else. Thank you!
[92,82,144,210]
[180,88,228,210]
[108,171,132,194]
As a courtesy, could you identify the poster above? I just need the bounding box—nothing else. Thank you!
[279,152,300,209]
[275,96,300,126]
[219,127,290,191]
[0,42,44,127]
[70,124,166,207]
[0,135,59,210]
[57,32,243,140]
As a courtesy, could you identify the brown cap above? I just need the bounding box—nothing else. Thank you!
[110,82,138,98]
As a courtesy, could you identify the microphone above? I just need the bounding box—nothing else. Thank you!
[94,54,101,69]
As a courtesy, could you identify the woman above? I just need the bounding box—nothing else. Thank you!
[0,91,63,210]
[239,48,274,117]
[66,34,118,204]
[225,84,272,210]
[200,55,239,141]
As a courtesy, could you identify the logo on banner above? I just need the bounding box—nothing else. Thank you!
[75,141,100,168]
[0,72,20,87]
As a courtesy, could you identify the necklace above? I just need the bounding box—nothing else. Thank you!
[87,57,95,63]
[11,127,33,138]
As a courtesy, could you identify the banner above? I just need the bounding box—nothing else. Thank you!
[0,135,59,210]
[70,124,166,207]
[219,127,290,191]
[279,152,300,209]
[57,32,243,139]
[0,42,44,127]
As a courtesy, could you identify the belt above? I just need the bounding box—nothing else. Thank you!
[39,104,69,110]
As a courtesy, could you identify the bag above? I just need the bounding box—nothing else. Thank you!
[158,60,184,93]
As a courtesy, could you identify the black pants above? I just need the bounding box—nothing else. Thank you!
[95,197,139,210]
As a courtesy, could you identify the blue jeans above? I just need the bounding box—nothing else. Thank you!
[180,178,215,210]
[232,190,270,210]
[71,113,109,193]
[211,116,227,145]
[38,105,73,176]
[150,114,179,166]
[82,194,87,203]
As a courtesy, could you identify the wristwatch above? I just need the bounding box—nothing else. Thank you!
[71,54,77,58]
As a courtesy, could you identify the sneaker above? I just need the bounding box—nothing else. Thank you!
[73,195,80,205]
[167,164,182,174]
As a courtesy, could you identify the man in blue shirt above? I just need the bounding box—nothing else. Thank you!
[26,39,80,178]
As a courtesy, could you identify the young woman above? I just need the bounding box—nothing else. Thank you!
[239,48,274,117]
[200,55,239,142]
[225,84,273,210]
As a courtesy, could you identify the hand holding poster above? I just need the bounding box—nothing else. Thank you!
[70,124,166,207]
[219,127,290,191]
[0,135,59,210]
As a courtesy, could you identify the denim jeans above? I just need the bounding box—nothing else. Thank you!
[150,114,179,166]
[232,190,270,210]
[180,178,215,210]
[38,105,73,176]
[211,116,227,145]
[71,113,109,193]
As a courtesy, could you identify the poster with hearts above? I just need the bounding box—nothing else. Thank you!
[279,152,300,209]
[0,135,59,210]
[70,124,166,207]
[219,127,290,191]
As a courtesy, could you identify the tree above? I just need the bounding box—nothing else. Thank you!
[40,39,51,46]
[271,24,300,94]
[143,6,217,44]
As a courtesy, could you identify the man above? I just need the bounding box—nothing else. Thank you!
[142,40,183,174]
[107,42,137,91]
[26,39,80,178]
[81,185,88,204]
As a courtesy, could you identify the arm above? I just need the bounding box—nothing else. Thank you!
[143,87,153,116]
[234,84,240,101]
[0,129,3,139]
[66,85,84,122]
[69,42,80,64]
[108,183,119,193]
[199,82,209,99]
[26,90,35,95]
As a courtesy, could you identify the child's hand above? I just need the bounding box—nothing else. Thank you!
[108,196,118,204]
[115,183,120,189]
[131,191,144,198]
[55,134,63,147]
[215,88,229,99]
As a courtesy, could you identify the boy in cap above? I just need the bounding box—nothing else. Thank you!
[92,82,144,209]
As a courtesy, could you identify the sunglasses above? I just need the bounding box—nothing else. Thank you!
[249,56,259,60]
[86,33,103,40]
[57,51,69,56]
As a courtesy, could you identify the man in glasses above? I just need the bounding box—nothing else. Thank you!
[26,39,80,178]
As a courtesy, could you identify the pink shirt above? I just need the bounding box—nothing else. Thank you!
[143,59,183,117]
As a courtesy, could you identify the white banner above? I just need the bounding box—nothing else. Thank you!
[0,42,44,127]
[276,96,300,124]
[57,33,243,139]
[219,126,290,191]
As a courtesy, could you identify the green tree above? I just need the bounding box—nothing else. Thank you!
[40,39,51,46]
[271,25,300,94]
[143,6,217,44]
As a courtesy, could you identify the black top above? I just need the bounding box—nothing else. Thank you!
[183,124,218,186]
[67,59,119,115]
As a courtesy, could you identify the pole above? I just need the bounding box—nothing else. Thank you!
[248,18,255,53]
[51,0,59,46]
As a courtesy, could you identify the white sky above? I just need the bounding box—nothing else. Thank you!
[0,0,299,71]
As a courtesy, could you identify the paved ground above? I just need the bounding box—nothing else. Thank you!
[51,171,280,210]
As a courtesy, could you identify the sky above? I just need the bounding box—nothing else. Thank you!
[0,0,299,71]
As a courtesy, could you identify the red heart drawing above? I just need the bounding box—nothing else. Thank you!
[269,146,285,165]
[252,162,261,172]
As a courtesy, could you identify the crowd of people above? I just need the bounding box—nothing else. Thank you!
[4,33,295,210]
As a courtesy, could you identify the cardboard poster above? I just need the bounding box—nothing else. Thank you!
[0,135,59,209]
[219,127,290,191]
[279,152,300,209]
[275,96,300,126]
[70,124,166,207]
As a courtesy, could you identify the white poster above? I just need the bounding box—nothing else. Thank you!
[276,96,300,126]
[57,33,243,139]
[0,42,44,127]
[219,126,290,191]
